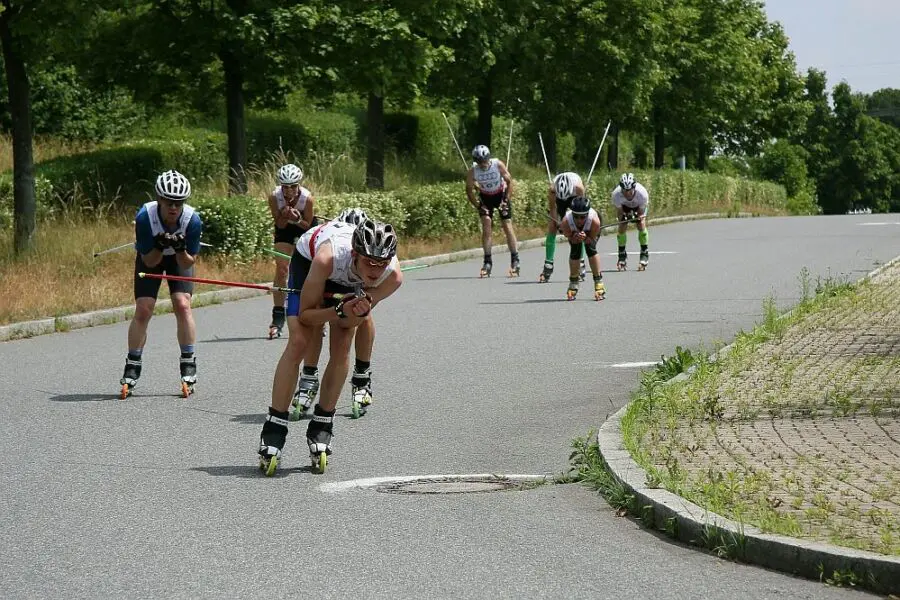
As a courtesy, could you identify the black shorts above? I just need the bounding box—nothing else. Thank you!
[134,253,194,299]
[286,250,355,317]
[479,189,511,220]
[274,217,318,246]
[555,198,572,220]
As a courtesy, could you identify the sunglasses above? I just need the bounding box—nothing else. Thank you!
[162,199,185,207]
[362,257,391,269]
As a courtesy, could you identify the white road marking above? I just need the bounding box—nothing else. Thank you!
[858,222,900,226]
[319,473,548,493]
[608,361,660,368]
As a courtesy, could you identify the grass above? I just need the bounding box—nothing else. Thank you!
[615,264,900,557]
[0,213,547,325]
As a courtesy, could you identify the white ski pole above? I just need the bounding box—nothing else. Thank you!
[506,120,515,167]
[538,132,553,183]
[441,111,469,172]
[586,120,612,187]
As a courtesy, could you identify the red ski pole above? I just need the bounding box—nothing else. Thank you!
[138,272,354,299]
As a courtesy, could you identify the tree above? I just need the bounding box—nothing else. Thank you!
[866,88,900,129]
[0,0,101,253]
[86,1,336,194]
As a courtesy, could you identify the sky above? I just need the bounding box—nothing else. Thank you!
[762,0,900,94]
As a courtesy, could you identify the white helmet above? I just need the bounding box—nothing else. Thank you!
[619,172,636,191]
[472,145,491,162]
[277,163,303,185]
[155,170,191,201]
[553,172,579,200]
[337,207,369,227]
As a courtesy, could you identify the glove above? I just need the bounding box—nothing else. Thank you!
[170,233,187,252]
[477,203,490,217]
[154,232,172,250]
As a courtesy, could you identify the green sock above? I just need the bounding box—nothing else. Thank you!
[638,229,648,246]
[617,233,626,247]
[545,234,556,263]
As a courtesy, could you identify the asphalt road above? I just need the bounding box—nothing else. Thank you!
[2,213,899,599]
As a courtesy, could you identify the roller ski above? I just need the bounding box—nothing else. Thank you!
[507,255,520,278]
[180,356,197,398]
[593,278,606,301]
[119,356,142,400]
[306,407,334,474]
[350,369,372,419]
[480,259,493,278]
[616,250,628,272]
[538,261,554,283]
[289,370,319,421]
[579,259,586,282]
[268,306,285,339]
[258,410,289,477]
[638,249,649,271]
[566,277,580,301]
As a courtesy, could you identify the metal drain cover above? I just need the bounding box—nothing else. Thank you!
[375,475,546,495]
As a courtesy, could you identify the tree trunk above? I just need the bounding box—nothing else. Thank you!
[0,6,35,254]
[220,49,247,195]
[475,75,493,148]
[653,107,665,169]
[366,91,385,189]
[697,139,708,171]
[607,123,619,170]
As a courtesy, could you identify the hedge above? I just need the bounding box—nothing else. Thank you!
[190,172,786,260]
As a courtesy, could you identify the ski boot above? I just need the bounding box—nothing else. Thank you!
[480,259,493,278]
[638,248,649,271]
[268,306,286,339]
[566,277,580,301]
[616,249,628,272]
[290,370,319,421]
[594,278,606,301]
[180,356,197,397]
[538,261,554,283]
[350,369,372,419]
[579,259,587,282]
[306,406,335,474]
[258,409,289,477]
[119,356,142,399]
[508,255,520,278]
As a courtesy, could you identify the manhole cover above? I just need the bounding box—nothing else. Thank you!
[375,475,546,495]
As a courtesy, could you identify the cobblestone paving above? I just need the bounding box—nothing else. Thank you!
[636,262,900,555]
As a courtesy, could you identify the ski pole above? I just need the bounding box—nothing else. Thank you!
[264,248,292,260]
[441,111,469,172]
[586,120,612,187]
[93,241,212,258]
[138,272,302,295]
[506,120,515,167]
[538,133,553,183]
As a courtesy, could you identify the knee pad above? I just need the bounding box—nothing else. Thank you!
[584,238,598,258]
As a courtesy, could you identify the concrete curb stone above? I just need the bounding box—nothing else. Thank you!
[595,253,900,595]
[0,211,753,343]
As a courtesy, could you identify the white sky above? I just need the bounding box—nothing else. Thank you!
[762,0,900,93]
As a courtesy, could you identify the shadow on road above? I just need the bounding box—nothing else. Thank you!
[190,464,317,478]
[199,336,262,343]
[229,413,266,424]
[48,392,130,402]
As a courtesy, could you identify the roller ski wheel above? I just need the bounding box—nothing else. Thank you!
[120,382,133,400]
[268,325,283,340]
[258,453,279,477]
[479,262,492,278]
[538,262,554,283]
[617,261,627,272]
[268,307,286,340]
[594,281,607,301]
[307,409,334,474]
[289,373,319,421]
[181,380,195,398]
[311,451,327,474]
[507,266,520,278]
[566,280,580,301]
[637,262,647,272]
[638,251,649,272]
[179,357,197,399]
[579,260,586,282]
[350,388,372,420]
[119,357,141,400]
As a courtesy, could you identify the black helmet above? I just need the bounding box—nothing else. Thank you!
[570,196,591,215]
[352,219,398,260]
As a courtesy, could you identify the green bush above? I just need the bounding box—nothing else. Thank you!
[0,174,56,228]
[191,195,272,263]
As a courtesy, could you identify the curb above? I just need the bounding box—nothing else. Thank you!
[595,253,900,595]
[0,211,753,343]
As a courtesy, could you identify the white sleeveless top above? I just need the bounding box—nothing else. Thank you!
[564,208,598,233]
[611,182,649,210]
[297,221,398,289]
[144,201,195,256]
[471,159,505,195]
[273,185,311,212]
